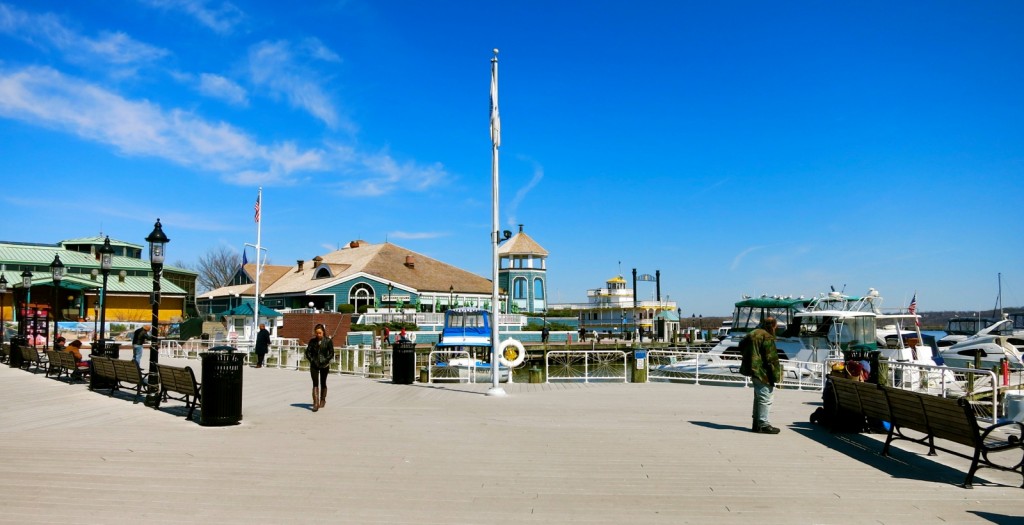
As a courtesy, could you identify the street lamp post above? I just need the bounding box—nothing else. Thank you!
[20,270,33,339]
[448,285,454,312]
[144,219,169,407]
[97,237,114,356]
[387,282,393,316]
[0,274,8,350]
[50,254,65,349]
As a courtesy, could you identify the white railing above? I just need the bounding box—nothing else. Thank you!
[881,361,1002,422]
[428,349,472,383]
[646,349,824,390]
[545,350,628,383]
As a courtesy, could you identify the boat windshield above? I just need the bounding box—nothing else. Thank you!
[946,318,996,335]
[446,311,488,329]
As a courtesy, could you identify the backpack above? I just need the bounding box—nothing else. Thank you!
[738,334,754,377]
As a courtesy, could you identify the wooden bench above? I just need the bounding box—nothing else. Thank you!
[19,345,48,373]
[831,376,1024,488]
[89,356,148,403]
[49,351,90,382]
[155,364,202,420]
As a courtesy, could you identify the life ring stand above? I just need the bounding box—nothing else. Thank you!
[498,338,526,368]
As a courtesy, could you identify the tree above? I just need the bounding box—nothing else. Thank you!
[190,246,240,293]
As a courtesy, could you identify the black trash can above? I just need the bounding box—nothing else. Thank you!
[200,347,244,426]
[392,341,416,384]
[88,341,122,390]
[104,342,121,358]
[8,335,26,368]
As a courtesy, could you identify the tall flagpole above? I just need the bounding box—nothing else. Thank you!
[487,48,506,397]
[253,187,262,342]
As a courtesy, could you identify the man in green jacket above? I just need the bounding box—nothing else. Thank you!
[748,317,782,434]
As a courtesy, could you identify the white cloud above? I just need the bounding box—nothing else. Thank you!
[140,0,244,34]
[197,73,248,106]
[248,40,345,130]
[0,65,448,194]
[506,161,544,228]
[730,246,764,271]
[0,4,168,73]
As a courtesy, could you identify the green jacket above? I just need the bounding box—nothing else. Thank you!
[748,328,781,385]
[304,336,334,369]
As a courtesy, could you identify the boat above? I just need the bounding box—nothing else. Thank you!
[656,289,932,380]
[936,317,1024,370]
[937,317,1001,348]
[433,307,511,382]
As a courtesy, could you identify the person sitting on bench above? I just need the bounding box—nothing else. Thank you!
[65,340,90,378]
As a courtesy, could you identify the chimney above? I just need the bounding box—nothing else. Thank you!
[349,240,360,248]
[519,224,524,233]
[313,256,323,266]
[405,255,415,268]
[296,260,304,272]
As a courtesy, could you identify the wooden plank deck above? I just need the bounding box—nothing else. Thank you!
[1,356,1022,524]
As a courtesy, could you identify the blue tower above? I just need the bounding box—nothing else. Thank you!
[497,225,548,314]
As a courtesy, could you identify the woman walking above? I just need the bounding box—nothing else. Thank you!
[305,323,334,412]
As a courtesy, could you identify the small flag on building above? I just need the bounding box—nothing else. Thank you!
[242,249,248,268]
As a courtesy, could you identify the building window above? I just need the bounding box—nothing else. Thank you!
[349,283,374,311]
[533,278,545,299]
[513,277,527,299]
[314,266,332,279]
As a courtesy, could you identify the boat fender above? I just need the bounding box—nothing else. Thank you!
[498,338,526,368]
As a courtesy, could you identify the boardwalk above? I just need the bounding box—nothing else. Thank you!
[1,356,1022,524]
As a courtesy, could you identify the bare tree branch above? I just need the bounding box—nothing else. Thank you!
[188,246,240,293]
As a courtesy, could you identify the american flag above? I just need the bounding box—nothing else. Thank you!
[254,194,261,223]
[908,293,920,326]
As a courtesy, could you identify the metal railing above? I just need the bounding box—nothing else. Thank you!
[881,360,1003,422]
[646,349,824,390]
[158,338,391,379]
[545,350,628,383]
[427,349,472,383]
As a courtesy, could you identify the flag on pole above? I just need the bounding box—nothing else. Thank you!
[241,249,248,268]
[908,292,920,327]
[490,50,500,148]
[254,193,261,223]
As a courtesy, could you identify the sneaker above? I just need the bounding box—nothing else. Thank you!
[755,424,781,434]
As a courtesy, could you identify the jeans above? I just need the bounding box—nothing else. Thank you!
[133,345,144,367]
[309,366,329,389]
[752,378,775,427]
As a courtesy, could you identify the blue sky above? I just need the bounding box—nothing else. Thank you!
[1,1,1022,314]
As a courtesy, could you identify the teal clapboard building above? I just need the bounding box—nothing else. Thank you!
[498,226,548,314]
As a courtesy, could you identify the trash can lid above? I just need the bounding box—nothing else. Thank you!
[208,345,237,352]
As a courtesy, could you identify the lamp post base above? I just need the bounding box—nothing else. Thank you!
[485,386,507,397]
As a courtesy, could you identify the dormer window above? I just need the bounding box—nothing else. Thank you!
[314,266,332,279]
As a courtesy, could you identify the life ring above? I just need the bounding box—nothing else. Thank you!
[498,338,526,368]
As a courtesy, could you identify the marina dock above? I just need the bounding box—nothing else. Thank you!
[1,356,1022,524]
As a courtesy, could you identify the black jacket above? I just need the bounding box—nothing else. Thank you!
[255,328,271,354]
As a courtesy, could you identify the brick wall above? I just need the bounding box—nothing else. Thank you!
[280,312,351,343]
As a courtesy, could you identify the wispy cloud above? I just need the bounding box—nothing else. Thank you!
[730,245,764,271]
[0,65,448,193]
[389,231,449,240]
[139,0,245,35]
[248,40,345,130]
[197,73,248,106]
[0,65,316,180]
[506,160,544,227]
[0,3,168,74]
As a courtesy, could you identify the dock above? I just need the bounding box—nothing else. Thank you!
[1,355,1022,524]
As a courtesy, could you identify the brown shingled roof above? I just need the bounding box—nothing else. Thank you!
[262,242,492,295]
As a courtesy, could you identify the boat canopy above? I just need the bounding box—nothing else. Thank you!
[436,307,492,348]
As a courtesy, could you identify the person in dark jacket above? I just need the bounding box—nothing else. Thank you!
[254,324,271,368]
[304,324,334,412]
[747,317,782,434]
[132,325,154,368]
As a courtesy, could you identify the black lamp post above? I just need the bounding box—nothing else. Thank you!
[20,270,32,339]
[0,274,8,349]
[387,282,393,315]
[50,254,65,348]
[144,219,169,407]
[448,285,454,312]
[97,237,114,356]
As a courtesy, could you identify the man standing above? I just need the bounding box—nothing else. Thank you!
[131,324,153,368]
[254,323,271,368]
[744,317,782,434]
